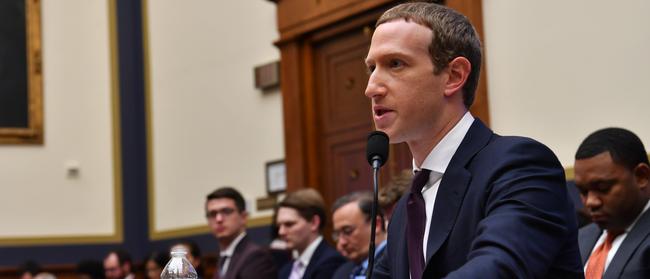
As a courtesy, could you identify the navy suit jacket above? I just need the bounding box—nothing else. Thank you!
[332,261,357,279]
[373,119,583,278]
[579,207,650,278]
[215,235,277,279]
[279,239,347,279]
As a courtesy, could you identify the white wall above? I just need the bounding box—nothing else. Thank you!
[147,0,283,233]
[4,0,648,241]
[0,0,115,239]
[483,0,650,167]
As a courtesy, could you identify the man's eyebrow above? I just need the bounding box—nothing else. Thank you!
[366,51,410,62]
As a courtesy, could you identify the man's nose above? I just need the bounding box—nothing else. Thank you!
[365,71,387,99]
[584,191,602,210]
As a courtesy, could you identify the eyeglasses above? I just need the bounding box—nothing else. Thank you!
[205,207,236,219]
[332,225,358,242]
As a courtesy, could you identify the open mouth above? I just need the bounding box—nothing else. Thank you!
[375,108,392,116]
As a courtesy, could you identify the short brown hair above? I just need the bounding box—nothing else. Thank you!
[277,188,327,231]
[206,187,246,212]
[377,2,482,108]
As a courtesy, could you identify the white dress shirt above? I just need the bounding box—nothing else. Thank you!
[219,231,247,275]
[413,112,475,260]
[291,235,323,278]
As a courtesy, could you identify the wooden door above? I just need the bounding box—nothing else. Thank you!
[271,0,488,216]
[312,26,412,211]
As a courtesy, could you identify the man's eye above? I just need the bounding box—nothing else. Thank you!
[366,65,376,74]
[596,180,615,192]
[389,59,404,68]
[579,189,588,196]
[596,185,611,193]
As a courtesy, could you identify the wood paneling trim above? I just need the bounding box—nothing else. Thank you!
[446,0,490,125]
[300,43,322,191]
[280,43,309,191]
[274,0,393,45]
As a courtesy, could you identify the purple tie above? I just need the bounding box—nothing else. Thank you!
[406,169,431,279]
[289,260,304,279]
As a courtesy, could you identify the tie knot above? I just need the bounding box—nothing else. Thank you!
[605,231,622,244]
[351,264,365,276]
[411,169,431,193]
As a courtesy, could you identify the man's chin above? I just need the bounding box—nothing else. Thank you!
[592,219,609,229]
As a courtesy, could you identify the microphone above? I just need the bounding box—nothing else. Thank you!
[365,131,389,279]
[367,131,389,169]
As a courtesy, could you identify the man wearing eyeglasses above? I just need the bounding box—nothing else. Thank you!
[205,187,277,279]
[331,192,387,279]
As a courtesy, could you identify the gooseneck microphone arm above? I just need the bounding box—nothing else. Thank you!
[368,157,381,279]
[366,131,389,279]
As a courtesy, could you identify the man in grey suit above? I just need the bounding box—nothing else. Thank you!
[574,128,650,279]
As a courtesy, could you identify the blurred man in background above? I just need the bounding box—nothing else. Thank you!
[331,192,386,279]
[574,128,650,279]
[205,187,276,279]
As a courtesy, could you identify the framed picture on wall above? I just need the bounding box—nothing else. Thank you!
[0,0,43,144]
[265,159,286,195]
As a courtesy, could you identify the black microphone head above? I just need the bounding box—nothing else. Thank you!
[366,131,389,167]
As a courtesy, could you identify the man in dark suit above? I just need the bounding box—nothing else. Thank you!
[276,189,346,279]
[332,192,387,279]
[574,128,650,279]
[365,2,583,278]
[103,249,134,279]
[205,187,276,279]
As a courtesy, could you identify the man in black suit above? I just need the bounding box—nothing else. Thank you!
[103,249,134,279]
[205,187,276,279]
[574,128,650,279]
[276,189,346,279]
[332,192,387,279]
[365,2,583,278]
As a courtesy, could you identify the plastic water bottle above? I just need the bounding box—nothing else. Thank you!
[161,247,198,279]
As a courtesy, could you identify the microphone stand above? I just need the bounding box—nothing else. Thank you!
[367,158,381,279]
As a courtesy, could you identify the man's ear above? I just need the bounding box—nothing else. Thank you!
[310,215,321,232]
[634,163,650,192]
[241,210,249,224]
[374,215,385,234]
[443,56,471,97]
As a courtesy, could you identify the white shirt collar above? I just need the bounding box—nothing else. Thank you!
[293,235,323,267]
[413,112,475,174]
[220,231,246,257]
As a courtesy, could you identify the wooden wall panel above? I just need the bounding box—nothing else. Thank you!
[272,0,488,196]
[273,0,394,42]
[447,0,490,124]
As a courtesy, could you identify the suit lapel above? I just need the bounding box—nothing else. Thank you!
[223,235,248,279]
[578,224,601,265]
[391,196,411,278]
[603,209,650,279]
[302,240,324,278]
[425,119,492,263]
